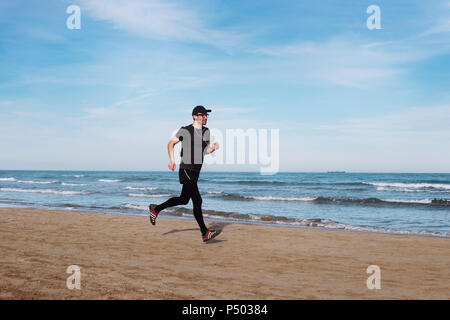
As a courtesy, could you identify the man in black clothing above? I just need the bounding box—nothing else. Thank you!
[149,106,220,242]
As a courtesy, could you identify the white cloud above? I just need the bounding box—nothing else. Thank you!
[322,67,401,89]
[76,0,242,47]
[362,41,394,49]
[252,33,447,88]
[253,37,419,88]
[420,18,450,36]
[310,105,450,157]
[12,111,44,119]
[418,1,450,37]
[254,42,319,56]
[277,105,450,172]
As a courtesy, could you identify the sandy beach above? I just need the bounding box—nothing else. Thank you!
[0,207,448,300]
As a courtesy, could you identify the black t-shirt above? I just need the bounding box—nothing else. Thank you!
[176,124,210,172]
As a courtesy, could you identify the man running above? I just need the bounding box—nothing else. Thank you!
[149,106,220,242]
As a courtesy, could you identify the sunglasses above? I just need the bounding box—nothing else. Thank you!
[196,113,209,118]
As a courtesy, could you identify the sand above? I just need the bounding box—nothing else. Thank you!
[0,207,448,300]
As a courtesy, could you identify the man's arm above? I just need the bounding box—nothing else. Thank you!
[205,142,219,154]
[168,136,180,171]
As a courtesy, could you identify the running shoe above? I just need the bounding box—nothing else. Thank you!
[149,204,158,225]
[202,229,218,242]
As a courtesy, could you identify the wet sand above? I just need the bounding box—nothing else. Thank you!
[0,207,448,299]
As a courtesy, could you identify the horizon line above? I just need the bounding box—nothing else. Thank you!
[1,169,449,174]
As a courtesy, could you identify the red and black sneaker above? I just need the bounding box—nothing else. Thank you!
[202,229,218,242]
[149,204,158,225]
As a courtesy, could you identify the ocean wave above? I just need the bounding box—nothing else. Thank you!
[62,174,84,178]
[43,202,133,211]
[121,177,153,182]
[243,195,316,202]
[98,179,120,183]
[162,208,449,238]
[430,198,450,205]
[313,196,450,207]
[127,193,171,198]
[0,177,58,185]
[364,182,450,190]
[125,203,148,210]
[61,182,88,186]
[218,179,290,185]
[383,198,432,204]
[214,180,363,186]
[58,203,85,208]
[0,199,37,206]
[422,179,450,184]
[0,188,89,195]
[17,180,57,184]
[206,180,379,187]
[124,186,158,191]
[53,203,133,211]
[210,192,450,207]
[213,192,316,202]
[207,179,450,191]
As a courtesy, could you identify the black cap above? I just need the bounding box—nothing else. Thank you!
[192,105,211,116]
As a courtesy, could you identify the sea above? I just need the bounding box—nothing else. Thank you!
[0,170,449,238]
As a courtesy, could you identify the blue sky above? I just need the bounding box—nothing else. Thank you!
[0,0,449,172]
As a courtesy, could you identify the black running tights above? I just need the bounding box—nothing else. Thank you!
[154,181,208,235]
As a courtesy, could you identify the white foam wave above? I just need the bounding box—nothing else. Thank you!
[128,193,171,198]
[99,179,120,183]
[186,212,449,238]
[0,177,57,184]
[376,187,428,192]
[244,196,316,202]
[61,182,88,186]
[125,203,148,210]
[291,218,448,237]
[366,182,450,190]
[0,188,89,195]
[124,186,158,191]
[207,191,223,194]
[383,198,431,204]
[63,174,84,178]
[17,180,57,184]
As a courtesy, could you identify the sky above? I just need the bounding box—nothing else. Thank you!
[0,0,449,172]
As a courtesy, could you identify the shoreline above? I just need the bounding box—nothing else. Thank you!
[1,204,448,239]
[0,207,449,299]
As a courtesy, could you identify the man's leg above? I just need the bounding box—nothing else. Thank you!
[151,181,211,239]
[189,181,208,236]
[153,183,190,214]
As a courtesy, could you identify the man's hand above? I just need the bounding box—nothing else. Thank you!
[168,161,176,171]
[205,141,219,154]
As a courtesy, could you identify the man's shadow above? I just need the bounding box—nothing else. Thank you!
[162,221,230,244]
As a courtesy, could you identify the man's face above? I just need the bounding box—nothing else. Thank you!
[194,113,208,125]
